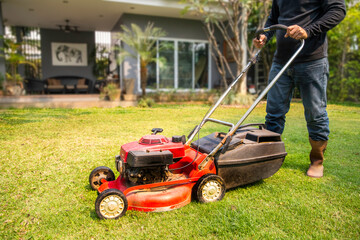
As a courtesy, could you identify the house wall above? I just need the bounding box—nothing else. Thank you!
[112,13,221,93]
[113,14,208,40]
[40,29,96,81]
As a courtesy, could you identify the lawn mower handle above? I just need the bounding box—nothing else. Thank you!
[188,25,305,169]
[186,25,292,146]
[255,24,288,39]
[185,50,261,145]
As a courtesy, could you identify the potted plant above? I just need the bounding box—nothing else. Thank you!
[1,36,37,96]
[123,78,136,101]
[100,83,121,101]
[91,45,110,80]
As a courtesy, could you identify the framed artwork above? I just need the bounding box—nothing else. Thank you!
[51,42,87,66]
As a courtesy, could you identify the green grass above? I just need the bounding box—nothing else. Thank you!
[0,103,359,239]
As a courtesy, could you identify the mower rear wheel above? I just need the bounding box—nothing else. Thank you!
[95,189,128,219]
[194,174,225,203]
[89,166,115,191]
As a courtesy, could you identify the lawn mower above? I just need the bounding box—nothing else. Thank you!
[89,25,304,219]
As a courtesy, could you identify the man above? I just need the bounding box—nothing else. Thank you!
[253,0,346,178]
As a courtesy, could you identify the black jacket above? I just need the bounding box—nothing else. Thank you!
[264,0,346,64]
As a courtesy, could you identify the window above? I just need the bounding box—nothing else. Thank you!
[159,40,175,89]
[142,38,210,91]
[178,42,193,89]
[194,43,209,89]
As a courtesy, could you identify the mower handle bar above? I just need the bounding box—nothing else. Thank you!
[185,25,305,169]
[186,25,295,146]
[255,24,288,39]
[205,118,234,128]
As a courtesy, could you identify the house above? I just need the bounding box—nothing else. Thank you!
[0,0,264,96]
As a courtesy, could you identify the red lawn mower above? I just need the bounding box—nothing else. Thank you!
[89,25,304,219]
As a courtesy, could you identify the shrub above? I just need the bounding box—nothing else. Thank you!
[138,97,156,108]
[100,83,120,101]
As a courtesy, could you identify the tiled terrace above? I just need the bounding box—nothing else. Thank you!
[0,94,137,108]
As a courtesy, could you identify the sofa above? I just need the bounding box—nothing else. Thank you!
[44,76,92,94]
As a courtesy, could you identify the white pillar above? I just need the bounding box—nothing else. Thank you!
[0,2,6,81]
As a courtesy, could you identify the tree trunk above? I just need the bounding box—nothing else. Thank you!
[238,6,248,95]
[339,38,348,100]
[261,49,271,83]
[140,59,147,97]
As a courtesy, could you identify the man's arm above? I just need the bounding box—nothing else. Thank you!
[304,0,346,38]
[263,0,279,41]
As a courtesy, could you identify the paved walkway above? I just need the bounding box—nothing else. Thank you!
[0,94,137,108]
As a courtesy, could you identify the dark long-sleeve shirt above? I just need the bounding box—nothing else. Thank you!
[264,0,346,64]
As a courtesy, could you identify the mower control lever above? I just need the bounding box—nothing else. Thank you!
[151,128,163,135]
[221,136,233,154]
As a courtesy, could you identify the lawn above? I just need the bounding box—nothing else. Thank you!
[0,103,359,239]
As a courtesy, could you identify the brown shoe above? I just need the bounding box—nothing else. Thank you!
[307,138,328,178]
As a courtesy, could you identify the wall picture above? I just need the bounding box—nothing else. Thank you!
[51,42,87,66]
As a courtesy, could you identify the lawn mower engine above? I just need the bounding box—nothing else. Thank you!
[115,130,186,185]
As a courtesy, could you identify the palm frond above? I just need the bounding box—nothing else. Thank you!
[116,22,166,65]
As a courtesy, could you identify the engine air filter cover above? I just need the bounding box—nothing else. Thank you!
[127,150,173,168]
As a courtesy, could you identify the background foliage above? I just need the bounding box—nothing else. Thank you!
[181,0,359,102]
[327,0,360,102]
[248,0,360,102]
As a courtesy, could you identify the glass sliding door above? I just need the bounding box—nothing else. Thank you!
[146,41,157,89]
[140,38,210,92]
[159,40,174,89]
[178,42,193,89]
[146,62,157,89]
[194,43,208,89]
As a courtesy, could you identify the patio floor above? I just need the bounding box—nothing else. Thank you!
[0,94,137,108]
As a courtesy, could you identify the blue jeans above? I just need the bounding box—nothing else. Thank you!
[265,58,330,141]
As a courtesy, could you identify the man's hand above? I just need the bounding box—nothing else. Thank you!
[285,25,308,40]
[253,34,267,49]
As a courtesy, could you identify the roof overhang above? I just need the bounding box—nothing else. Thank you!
[1,0,203,32]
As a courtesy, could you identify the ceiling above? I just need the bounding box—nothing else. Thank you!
[1,0,197,32]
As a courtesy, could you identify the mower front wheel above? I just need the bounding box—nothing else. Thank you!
[89,166,115,191]
[95,189,128,219]
[194,174,226,203]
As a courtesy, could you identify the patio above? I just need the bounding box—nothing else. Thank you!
[0,94,136,108]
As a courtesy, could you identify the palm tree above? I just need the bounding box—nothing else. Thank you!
[117,22,166,96]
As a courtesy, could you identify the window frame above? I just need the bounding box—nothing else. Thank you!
[137,37,211,92]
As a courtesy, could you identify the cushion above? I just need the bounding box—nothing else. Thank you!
[77,78,86,85]
[47,78,61,85]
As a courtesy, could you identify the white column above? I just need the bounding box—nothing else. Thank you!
[0,2,6,79]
